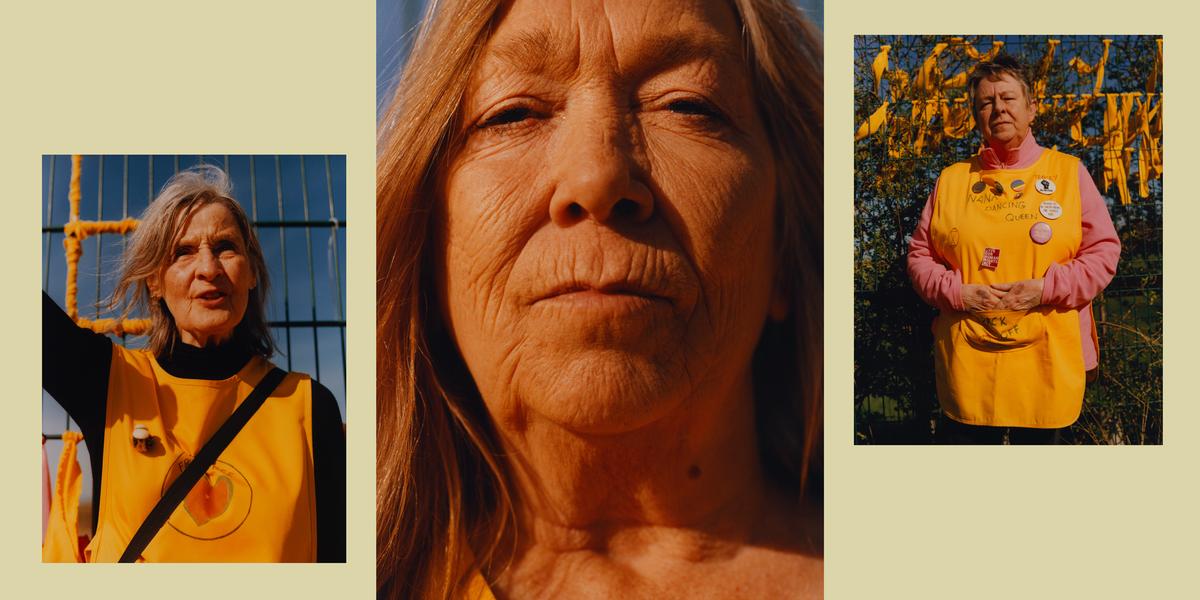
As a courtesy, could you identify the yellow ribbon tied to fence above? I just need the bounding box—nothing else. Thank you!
[1148,38,1162,95]
[1068,38,1112,96]
[914,42,949,93]
[872,45,890,96]
[1101,92,1135,205]
[43,431,85,563]
[1032,39,1061,101]
[61,155,151,335]
[961,39,1005,62]
[855,101,890,141]
[855,37,1162,198]
[942,95,974,139]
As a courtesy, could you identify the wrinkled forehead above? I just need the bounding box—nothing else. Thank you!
[478,0,745,81]
[170,199,247,244]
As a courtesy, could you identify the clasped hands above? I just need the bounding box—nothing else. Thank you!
[961,279,1044,313]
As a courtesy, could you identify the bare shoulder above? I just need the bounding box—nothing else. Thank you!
[743,492,823,597]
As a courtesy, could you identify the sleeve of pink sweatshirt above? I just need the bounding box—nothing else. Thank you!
[906,163,1120,312]
[906,177,965,312]
[1041,163,1121,308]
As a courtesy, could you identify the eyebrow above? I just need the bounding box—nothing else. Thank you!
[175,230,242,246]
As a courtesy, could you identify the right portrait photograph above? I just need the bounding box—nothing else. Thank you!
[378,0,824,598]
[853,35,1163,445]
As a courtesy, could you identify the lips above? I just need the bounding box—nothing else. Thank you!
[195,289,228,303]
[535,280,673,305]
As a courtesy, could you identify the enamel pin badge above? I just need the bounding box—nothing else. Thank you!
[981,247,1000,269]
[1039,200,1062,220]
[1030,222,1053,244]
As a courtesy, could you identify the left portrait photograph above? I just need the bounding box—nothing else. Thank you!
[40,155,347,563]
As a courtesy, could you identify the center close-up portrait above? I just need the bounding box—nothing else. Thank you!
[377,0,823,598]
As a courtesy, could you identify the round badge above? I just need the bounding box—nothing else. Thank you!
[1011,179,1026,193]
[971,181,986,194]
[1039,200,1062,220]
[1029,222,1053,244]
[1035,178,1056,195]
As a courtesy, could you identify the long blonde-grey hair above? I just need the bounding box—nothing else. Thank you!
[111,165,274,357]
[376,1,822,598]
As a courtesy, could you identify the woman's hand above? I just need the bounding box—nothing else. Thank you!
[990,278,1044,311]
[961,283,1005,313]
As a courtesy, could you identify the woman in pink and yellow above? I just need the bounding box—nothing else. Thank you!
[907,54,1120,444]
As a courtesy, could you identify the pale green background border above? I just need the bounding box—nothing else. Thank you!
[2,0,1194,598]
[1,0,374,596]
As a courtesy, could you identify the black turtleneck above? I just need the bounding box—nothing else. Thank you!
[42,292,346,562]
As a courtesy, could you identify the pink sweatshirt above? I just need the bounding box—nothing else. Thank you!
[906,134,1121,369]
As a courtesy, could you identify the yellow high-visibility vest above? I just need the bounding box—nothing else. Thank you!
[930,148,1088,427]
[85,345,316,562]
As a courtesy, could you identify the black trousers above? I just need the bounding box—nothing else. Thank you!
[937,415,1062,445]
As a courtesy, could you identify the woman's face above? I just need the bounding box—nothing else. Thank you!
[437,0,780,434]
[153,202,256,348]
[974,73,1036,148]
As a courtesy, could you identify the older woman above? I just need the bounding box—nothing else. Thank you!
[42,165,345,561]
[907,54,1121,444]
[377,0,821,598]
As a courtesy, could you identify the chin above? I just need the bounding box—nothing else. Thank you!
[512,345,693,435]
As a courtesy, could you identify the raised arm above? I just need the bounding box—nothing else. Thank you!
[42,291,111,432]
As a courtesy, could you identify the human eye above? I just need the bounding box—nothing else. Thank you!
[475,100,545,136]
[480,106,534,128]
[666,97,726,121]
[213,239,239,254]
[649,92,732,134]
[172,245,195,260]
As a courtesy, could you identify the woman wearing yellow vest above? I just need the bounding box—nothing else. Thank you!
[42,166,345,561]
[908,55,1121,444]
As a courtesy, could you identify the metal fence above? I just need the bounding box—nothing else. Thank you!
[852,36,1163,444]
[42,155,347,528]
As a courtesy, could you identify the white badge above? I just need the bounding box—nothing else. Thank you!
[1035,178,1056,195]
[1039,200,1062,220]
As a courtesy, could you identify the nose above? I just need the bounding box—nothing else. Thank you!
[194,246,221,280]
[547,109,654,227]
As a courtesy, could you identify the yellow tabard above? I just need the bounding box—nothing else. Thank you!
[930,149,1086,427]
[466,571,497,600]
[85,346,316,562]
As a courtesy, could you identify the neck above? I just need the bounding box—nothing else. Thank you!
[159,334,253,380]
[981,133,1040,170]
[498,372,777,561]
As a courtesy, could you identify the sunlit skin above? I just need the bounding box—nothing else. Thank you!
[150,203,256,348]
[963,73,1044,313]
[436,0,819,597]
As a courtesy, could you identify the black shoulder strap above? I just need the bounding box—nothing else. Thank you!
[119,367,288,563]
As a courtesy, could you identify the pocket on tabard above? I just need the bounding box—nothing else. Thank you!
[957,309,1046,352]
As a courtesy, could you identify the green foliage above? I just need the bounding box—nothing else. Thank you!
[853,35,1163,444]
